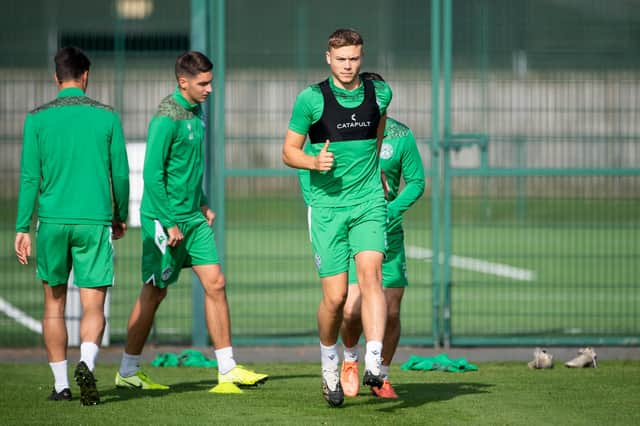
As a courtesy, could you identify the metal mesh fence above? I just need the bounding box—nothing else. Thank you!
[442,0,640,345]
[0,0,638,346]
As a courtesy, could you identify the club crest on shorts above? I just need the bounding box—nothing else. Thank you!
[380,143,393,160]
[161,266,173,282]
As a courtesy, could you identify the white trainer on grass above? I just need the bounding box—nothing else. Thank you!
[527,347,554,369]
[565,347,598,368]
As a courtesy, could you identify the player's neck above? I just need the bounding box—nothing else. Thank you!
[178,88,199,106]
[331,75,361,91]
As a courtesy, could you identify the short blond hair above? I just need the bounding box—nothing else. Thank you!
[327,28,363,50]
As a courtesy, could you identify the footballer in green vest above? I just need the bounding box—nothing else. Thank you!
[15,46,130,405]
[299,103,426,400]
[282,28,391,407]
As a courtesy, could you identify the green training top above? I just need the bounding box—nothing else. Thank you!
[380,117,425,233]
[141,87,209,228]
[16,87,130,232]
[298,117,425,233]
[288,77,392,207]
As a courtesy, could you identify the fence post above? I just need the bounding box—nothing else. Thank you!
[440,0,454,348]
[189,0,211,346]
[430,0,442,348]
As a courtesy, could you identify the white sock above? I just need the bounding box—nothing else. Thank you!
[80,342,99,372]
[343,345,359,362]
[365,341,383,375]
[215,347,237,375]
[119,352,141,377]
[49,360,69,393]
[380,364,390,380]
[320,343,339,371]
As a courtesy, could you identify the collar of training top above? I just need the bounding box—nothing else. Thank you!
[172,86,199,111]
[57,87,85,98]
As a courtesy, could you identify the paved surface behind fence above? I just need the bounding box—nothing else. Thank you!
[1,345,638,364]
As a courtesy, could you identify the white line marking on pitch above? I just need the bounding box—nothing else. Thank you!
[0,296,42,333]
[406,245,535,281]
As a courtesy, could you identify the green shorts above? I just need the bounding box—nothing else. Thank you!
[309,198,386,278]
[36,222,114,288]
[348,229,408,288]
[141,214,219,288]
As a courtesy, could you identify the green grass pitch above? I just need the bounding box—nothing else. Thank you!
[1,361,639,425]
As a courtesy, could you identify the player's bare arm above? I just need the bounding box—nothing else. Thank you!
[111,220,127,240]
[14,232,31,265]
[381,170,389,200]
[376,113,387,155]
[166,226,183,247]
[282,130,334,171]
[201,206,216,226]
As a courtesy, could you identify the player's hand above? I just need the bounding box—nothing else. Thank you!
[314,139,334,171]
[14,232,31,265]
[201,206,216,226]
[381,170,389,200]
[112,221,127,240]
[167,226,183,247]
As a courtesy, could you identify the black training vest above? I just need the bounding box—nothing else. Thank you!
[308,78,380,144]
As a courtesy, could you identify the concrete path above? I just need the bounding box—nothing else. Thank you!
[1,345,638,364]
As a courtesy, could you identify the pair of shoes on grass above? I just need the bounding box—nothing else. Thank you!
[115,365,268,395]
[339,361,399,400]
[322,361,391,408]
[528,347,598,369]
[47,361,99,405]
[209,365,269,394]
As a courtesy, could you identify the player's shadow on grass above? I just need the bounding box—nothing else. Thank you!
[98,374,315,404]
[99,379,215,403]
[256,373,316,381]
[348,381,494,412]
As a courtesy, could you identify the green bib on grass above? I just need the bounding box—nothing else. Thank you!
[151,349,218,368]
[400,354,478,372]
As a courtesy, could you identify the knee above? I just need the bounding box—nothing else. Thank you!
[342,299,360,323]
[44,302,66,317]
[323,291,347,313]
[357,270,382,291]
[82,304,105,314]
[387,309,401,327]
[146,286,168,306]
[202,273,226,296]
[342,306,358,323]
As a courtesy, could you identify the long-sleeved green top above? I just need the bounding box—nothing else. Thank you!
[380,117,425,233]
[16,87,129,232]
[140,87,208,228]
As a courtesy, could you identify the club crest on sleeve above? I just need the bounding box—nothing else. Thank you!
[380,143,393,160]
[187,123,194,140]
